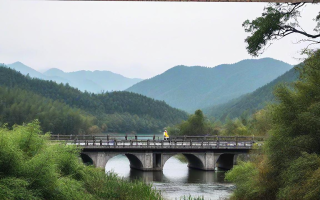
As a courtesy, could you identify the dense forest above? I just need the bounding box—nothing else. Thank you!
[127,58,292,112]
[0,66,188,134]
[204,66,299,121]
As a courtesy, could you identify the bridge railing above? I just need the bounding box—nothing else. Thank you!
[50,134,264,141]
[50,134,262,149]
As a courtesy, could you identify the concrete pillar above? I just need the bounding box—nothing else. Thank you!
[143,152,153,170]
[129,152,155,171]
[233,154,238,165]
[96,152,108,168]
[203,152,217,170]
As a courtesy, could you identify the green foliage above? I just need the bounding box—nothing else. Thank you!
[222,118,248,136]
[227,50,320,200]
[0,121,162,200]
[225,162,261,200]
[0,66,188,133]
[278,152,320,200]
[0,86,93,135]
[243,3,319,56]
[248,109,272,136]
[170,110,214,136]
[168,108,272,137]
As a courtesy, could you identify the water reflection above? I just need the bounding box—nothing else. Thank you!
[105,155,233,200]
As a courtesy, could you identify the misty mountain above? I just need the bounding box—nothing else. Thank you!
[203,66,299,120]
[126,58,293,112]
[44,69,143,93]
[6,62,143,93]
[7,62,47,80]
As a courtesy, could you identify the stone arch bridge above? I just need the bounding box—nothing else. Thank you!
[51,135,261,171]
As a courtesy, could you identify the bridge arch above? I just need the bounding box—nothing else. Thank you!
[162,153,206,170]
[81,151,245,171]
[216,153,236,170]
[80,153,94,165]
[125,154,144,170]
[81,152,146,170]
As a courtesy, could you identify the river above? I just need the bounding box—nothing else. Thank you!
[105,154,234,200]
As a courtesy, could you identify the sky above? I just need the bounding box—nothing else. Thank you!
[0,1,319,79]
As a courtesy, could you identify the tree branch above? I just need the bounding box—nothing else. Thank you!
[283,25,320,38]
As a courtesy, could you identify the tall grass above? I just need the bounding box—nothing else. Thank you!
[0,120,162,200]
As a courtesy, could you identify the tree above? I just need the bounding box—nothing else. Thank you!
[226,49,320,200]
[175,110,214,136]
[243,3,320,56]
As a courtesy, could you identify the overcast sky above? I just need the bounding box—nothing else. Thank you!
[0,1,319,79]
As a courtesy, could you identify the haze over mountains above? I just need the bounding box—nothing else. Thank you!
[6,62,142,93]
[126,58,293,112]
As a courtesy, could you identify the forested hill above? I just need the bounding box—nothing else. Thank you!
[0,66,188,134]
[6,62,142,93]
[126,58,293,112]
[203,66,299,121]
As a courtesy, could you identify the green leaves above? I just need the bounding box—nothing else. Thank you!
[0,121,162,200]
[226,50,320,200]
[278,153,320,200]
[243,3,320,56]
[225,162,261,199]
[172,110,213,136]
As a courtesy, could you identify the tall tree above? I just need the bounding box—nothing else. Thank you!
[226,48,320,200]
[243,3,320,56]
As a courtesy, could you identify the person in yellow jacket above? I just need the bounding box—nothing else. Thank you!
[164,130,169,141]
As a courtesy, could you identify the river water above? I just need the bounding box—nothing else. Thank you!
[105,154,234,200]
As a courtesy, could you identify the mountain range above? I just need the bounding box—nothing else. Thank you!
[6,58,295,115]
[203,66,299,121]
[0,65,187,133]
[6,62,142,93]
[126,58,293,112]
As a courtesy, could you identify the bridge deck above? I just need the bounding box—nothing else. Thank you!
[51,135,260,150]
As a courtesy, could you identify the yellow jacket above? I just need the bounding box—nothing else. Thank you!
[164,131,169,138]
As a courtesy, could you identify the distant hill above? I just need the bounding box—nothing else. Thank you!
[126,58,293,112]
[6,62,142,93]
[203,66,299,121]
[44,69,143,93]
[7,62,47,80]
[0,66,188,133]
